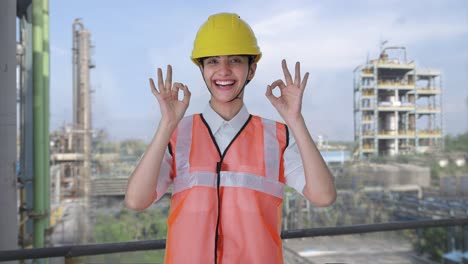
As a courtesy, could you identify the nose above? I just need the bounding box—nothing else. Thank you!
[218,59,232,75]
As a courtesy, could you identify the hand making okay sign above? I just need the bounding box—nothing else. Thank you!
[265,59,309,125]
[149,65,191,126]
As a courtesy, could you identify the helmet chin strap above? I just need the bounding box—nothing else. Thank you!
[227,64,251,103]
[199,64,252,103]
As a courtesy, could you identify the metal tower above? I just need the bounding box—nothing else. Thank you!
[71,19,95,244]
[353,46,443,159]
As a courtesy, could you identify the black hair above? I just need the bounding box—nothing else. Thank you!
[198,55,256,67]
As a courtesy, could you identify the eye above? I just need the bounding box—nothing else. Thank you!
[230,57,242,63]
[205,58,218,65]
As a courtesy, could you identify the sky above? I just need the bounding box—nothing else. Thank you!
[47,0,468,142]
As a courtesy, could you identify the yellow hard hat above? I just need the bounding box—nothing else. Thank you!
[191,13,262,66]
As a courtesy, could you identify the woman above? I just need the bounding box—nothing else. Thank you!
[125,12,336,264]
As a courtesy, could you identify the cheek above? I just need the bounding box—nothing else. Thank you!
[201,70,211,82]
[248,65,257,79]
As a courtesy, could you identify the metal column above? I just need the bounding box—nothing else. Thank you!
[0,0,19,261]
[42,0,51,233]
[72,19,93,244]
[19,1,36,249]
[33,0,48,251]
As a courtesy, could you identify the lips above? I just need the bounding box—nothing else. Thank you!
[213,80,236,90]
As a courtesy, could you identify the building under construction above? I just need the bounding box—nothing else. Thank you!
[353,46,443,159]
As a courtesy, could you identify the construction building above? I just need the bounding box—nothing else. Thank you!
[353,46,443,159]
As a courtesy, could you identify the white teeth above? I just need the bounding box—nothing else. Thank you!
[215,80,234,86]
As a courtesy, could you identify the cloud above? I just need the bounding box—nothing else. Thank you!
[50,1,468,140]
[244,6,468,140]
[253,10,310,37]
[252,9,468,72]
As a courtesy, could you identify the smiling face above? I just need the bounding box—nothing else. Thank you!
[200,55,257,105]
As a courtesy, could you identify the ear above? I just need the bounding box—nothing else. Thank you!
[248,63,257,81]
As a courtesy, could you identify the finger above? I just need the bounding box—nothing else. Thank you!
[149,78,159,96]
[265,85,276,103]
[266,84,281,99]
[181,85,191,105]
[294,61,301,85]
[282,59,293,85]
[265,85,280,106]
[265,85,273,98]
[301,72,310,90]
[270,79,287,90]
[172,82,183,99]
[157,68,165,92]
[165,65,173,90]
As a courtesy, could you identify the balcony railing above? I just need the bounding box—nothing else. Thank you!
[412,88,441,94]
[362,130,443,138]
[1,218,467,262]
[417,107,441,113]
[377,80,415,88]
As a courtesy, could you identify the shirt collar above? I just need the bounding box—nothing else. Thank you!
[202,103,250,134]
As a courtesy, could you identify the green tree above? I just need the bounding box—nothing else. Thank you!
[412,227,447,262]
[91,206,168,263]
[444,132,468,152]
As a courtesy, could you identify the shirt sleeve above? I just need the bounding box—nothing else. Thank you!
[283,131,306,196]
[155,146,173,202]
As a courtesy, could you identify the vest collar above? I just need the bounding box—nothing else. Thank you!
[202,103,250,135]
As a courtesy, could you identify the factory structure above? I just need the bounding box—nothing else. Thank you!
[49,19,94,202]
[3,2,467,262]
[14,14,95,248]
[353,46,443,159]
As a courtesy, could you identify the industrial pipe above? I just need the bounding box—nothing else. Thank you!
[33,0,46,251]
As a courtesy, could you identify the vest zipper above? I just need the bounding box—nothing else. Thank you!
[199,114,252,264]
[214,161,222,264]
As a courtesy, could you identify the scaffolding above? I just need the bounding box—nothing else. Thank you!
[353,46,443,159]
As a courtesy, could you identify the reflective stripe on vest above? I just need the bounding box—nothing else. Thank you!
[165,114,288,264]
[173,171,284,199]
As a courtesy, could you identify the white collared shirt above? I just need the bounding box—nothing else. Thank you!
[158,104,306,196]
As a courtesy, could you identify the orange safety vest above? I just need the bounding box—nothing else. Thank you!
[165,114,288,264]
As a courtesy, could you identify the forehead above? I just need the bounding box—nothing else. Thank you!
[205,55,248,59]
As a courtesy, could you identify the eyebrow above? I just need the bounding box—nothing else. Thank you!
[209,55,244,59]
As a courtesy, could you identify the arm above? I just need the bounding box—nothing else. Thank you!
[125,65,191,211]
[287,116,336,206]
[266,60,336,207]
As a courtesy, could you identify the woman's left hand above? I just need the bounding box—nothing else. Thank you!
[266,59,309,125]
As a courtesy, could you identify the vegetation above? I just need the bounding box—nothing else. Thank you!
[431,132,468,180]
[93,136,148,177]
[90,205,169,264]
[444,132,468,153]
[413,227,448,262]
[402,225,465,262]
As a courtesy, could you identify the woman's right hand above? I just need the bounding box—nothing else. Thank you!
[150,65,191,127]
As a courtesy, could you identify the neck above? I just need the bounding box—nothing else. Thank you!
[210,99,243,121]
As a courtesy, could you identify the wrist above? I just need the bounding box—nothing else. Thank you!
[285,114,305,127]
[159,117,179,131]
